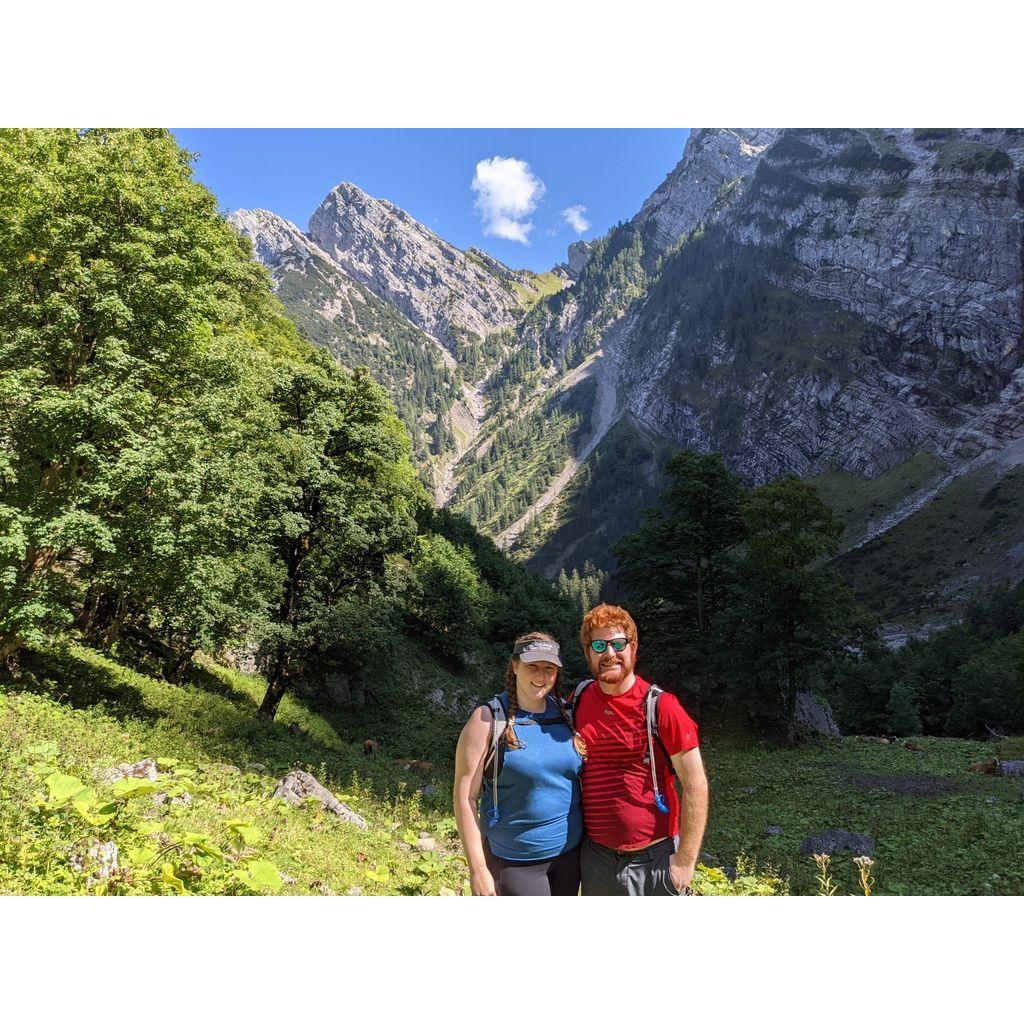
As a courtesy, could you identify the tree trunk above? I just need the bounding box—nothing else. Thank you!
[258,669,289,720]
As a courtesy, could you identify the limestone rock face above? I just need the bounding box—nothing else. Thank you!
[566,239,594,276]
[308,182,524,349]
[633,128,781,251]
[619,128,1024,484]
[229,208,328,272]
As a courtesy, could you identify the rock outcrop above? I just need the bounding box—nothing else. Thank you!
[307,182,526,351]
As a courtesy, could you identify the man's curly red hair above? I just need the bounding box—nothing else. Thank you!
[579,603,638,647]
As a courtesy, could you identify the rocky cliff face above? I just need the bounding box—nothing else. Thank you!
[307,182,526,351]
[619,129,1024,483]
[633,128,780,251]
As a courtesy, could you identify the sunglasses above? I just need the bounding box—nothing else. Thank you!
[588,637,630,654]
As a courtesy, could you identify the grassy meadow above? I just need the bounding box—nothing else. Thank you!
[2,644,1021,896]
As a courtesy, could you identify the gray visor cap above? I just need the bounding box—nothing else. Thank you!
[513,639,562,667]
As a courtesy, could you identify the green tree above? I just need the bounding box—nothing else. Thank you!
[407,533,492,666]
[0,128,298,671]
[726,475,874,743]
[614,450,747,707]
[257,358,421,719]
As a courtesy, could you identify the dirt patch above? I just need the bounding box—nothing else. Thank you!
[844,771,967,797]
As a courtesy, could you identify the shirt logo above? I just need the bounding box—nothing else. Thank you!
[603,708,615,716]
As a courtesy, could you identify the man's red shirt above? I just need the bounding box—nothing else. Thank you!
[573,675,699,850]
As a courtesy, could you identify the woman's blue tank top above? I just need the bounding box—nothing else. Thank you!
[479,693,584,861]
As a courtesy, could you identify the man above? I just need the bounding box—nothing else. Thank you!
[571,603,708,896]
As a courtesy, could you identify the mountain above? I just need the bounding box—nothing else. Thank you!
[231,131,1024,636]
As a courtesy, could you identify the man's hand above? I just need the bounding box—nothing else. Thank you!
[668,852,695,894]
[470,867,497,896]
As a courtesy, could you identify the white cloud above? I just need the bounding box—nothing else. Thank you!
[562,204,590,234]
[472,156,545,244]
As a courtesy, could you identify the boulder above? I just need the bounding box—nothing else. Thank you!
[795,692,841,737]
[800,829,875,857]
[764,825,783,836]
[998,760,1024,777]
[69,839,119,885]
[273,769,368,829]
[100,758,159,784]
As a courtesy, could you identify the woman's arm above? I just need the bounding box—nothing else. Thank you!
[453,705,497,896]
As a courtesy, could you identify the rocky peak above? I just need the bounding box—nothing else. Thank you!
[566,239,594,276]
[308,182,524,348]
[228,208,328,273]
[633,128,780,251]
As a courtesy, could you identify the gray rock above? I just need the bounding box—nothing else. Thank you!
[566,240,594,276]
[101,758,159,784]
[69,840,119,885]
[633,128,779,252]
[416,833,437,853]
[308,184,534,352]
[998,760,1024,777]
[800,829,876,857]
[795,692,842,737]
[986,797,999,805]
[417,784,437,797]
[765,825,783,836]
[273,769,368,830]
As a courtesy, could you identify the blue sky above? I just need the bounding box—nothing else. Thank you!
[172,129,689,272]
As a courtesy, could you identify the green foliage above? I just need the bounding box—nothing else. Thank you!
[615,451,747,708]
[274,258,462,468]
[556,561,607,616]
[0,643,474,895]
[616,454,874,736]
[407,534,492,666]
[0,128,299,667]
[256,355,422,718]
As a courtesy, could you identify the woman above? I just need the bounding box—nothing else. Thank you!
[453,631,584,896]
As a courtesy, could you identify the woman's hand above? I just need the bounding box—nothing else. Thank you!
[470,867,497,896]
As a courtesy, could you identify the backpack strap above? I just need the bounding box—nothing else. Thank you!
[645,684,679,778]
[481,695,506,779]
[480,695,507,826]
[568,678,594,728]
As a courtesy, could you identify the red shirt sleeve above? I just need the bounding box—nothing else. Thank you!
[657,692,699,756]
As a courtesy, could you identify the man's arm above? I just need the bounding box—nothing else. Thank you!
[668,746,709,893]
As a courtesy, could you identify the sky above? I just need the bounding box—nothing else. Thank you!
[172,129,689,272]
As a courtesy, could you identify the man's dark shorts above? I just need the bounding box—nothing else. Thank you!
[580,836,690,896]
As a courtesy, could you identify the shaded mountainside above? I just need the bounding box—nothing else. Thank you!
[232,131,1024,632]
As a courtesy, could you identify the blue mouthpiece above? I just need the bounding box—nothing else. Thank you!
[654,793,670,814]
[487,808,500,825]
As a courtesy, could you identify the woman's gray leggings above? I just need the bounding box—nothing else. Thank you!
[488,843,581,896]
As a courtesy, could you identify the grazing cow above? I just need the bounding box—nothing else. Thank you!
[363,739,378,757]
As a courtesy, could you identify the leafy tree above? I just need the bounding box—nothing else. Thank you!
[945,631,1024,737]
[614,450,747,707]
[724,475,875,742]
[885,680,922,736]
[257,358,421,719]
[0,128,298,671]
[407,533,492,666]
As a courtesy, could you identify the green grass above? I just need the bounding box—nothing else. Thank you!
[511,271,566,310]
[837,464,1024,624]
[4,642,1020,895]
[0,643,477,896]
[702,733,1024,895]
[809,452,946,550]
